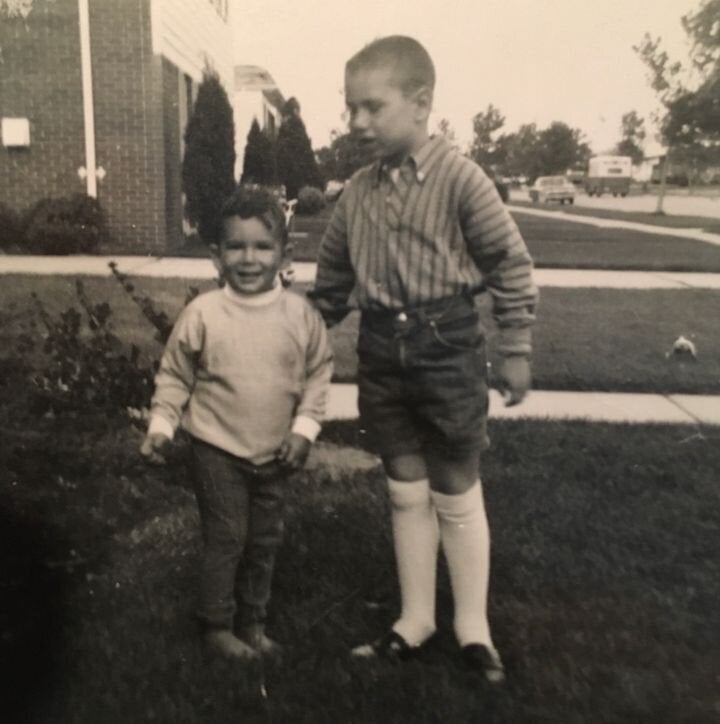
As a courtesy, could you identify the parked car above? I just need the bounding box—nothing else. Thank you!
[529,176,576,204]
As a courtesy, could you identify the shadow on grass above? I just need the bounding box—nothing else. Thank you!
[2,416,719,721]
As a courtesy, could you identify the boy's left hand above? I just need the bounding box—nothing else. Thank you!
[498,355,531,406]
[277,433,311,470]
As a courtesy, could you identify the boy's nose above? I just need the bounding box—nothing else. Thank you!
[350,109,369,132]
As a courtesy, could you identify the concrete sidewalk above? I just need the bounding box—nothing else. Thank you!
[508,204,720,247]
[2,254,718,427]
[326,385,720,426]
[3,255,720,290]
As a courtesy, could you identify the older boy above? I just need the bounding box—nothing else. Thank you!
[142,187,333,660]
[309,36,537,682]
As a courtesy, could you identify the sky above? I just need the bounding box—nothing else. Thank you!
[232,0,702,157]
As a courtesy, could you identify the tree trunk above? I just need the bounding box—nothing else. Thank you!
[655,151,669,214]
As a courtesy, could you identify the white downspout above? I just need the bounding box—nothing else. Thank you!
[78,0,97,198]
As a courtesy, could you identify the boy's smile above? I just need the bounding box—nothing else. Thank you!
[215,216,285,296]
[345,66,431,162]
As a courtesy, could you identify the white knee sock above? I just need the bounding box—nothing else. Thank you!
[432,482,493,647]
[387,478,438,646]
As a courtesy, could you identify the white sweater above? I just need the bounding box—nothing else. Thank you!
[149,284,333,464]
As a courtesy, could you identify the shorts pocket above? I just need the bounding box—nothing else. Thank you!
[428,314,483,352]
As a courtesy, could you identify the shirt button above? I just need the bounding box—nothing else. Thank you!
[397,312,408,322]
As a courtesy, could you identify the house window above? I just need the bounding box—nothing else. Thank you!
[179,72,194,157]
[264,108,276,137]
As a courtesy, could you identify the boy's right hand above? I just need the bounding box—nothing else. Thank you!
[140,433,171,465]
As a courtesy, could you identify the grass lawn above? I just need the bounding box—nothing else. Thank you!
[511,212,720,272]
[3,411,719,722]
[324,287,720,395]
[3,276,718,395]
[38,199,720,271]
[510,199,720,235]
[284,205,720,272]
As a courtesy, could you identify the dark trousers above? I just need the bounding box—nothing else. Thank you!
[191,438,286,630]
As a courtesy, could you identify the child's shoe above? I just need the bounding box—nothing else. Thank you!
[239,623,282,658]
[461,643,506,684]
[204,628,259,660]
[351,630,430,661]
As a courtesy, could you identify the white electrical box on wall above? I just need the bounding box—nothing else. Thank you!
[1,118,31,147]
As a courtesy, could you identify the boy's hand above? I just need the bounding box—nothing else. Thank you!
[140,432,171,465]
[277,433,311,470]
[498,355,531,407]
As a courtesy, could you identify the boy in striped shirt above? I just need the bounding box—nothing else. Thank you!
[310,36,537,682]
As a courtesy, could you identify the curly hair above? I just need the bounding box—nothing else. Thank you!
[218,186,288,247]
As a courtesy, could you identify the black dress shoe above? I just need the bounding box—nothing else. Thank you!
[462,644,506,683]
[351,630,426,660]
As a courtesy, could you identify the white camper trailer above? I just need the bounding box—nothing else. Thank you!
[585,156,632,197]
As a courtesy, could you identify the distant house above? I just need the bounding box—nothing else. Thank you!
[232,64,285,179]
[0,0,234,251]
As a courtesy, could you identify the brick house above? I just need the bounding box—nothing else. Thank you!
[0,0,234,252]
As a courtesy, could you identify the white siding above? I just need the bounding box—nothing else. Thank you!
[233,91,283,179]
[151,0,234,92]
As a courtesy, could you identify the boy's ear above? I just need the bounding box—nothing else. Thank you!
[413,86,433,120]
[280,240,294,270]
[209,244,223,274]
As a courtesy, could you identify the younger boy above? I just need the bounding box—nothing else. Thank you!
[142,187,333,660]
[309,36,538,682]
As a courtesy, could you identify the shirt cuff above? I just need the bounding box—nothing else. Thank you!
[497,326,533,357]
[148,414,176,440]
[291,415,321,442]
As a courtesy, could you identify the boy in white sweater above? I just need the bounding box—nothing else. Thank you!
[141,187,333,660]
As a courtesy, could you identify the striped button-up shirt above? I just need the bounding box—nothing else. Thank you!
[310,136,538,355]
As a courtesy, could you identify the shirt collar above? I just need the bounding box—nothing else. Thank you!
[372,135,448,187]
[222,279,283,306]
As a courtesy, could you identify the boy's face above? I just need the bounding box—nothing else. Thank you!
[345,66,431,161]
[214,216,285,296]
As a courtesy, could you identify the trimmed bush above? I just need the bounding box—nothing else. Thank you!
[24,194,106,254]
[295,185,326,215]
[0,202,23,251]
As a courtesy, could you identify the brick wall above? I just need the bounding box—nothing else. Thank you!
[89,0,167,252]
[0,0,172,252]
[0,0,86,211]
[162,57,184,249]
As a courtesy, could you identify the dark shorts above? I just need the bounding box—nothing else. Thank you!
[357,294,490,461]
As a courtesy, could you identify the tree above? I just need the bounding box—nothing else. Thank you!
[315,131,367,183]
[469,104,505,172]
[435,118,459,149]
[275,97,323,199]
[181,69,236,244]
[492,121,590,182]
[537,122,592,176]
[615,111,646,164]
[635,0,720,210]
[494,124,541,179]
[240,118,276,186]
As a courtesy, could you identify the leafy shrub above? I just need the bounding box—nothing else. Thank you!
[25,280,155,414]
[109,262,200,345]
[295,185,326,215]
[24,194,106,254]
[0,202,23,250]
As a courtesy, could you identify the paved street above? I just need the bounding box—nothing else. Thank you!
[509,188,720,218]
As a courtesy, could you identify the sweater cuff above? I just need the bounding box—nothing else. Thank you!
[291,415,321,442]
[497,326,532,357]
[148,414,176,440]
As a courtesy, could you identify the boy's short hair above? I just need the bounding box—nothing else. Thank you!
[346,35,435,95]
[218,185,288,247]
